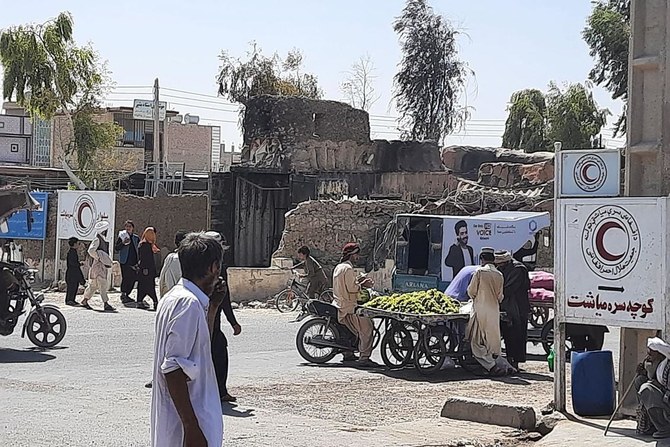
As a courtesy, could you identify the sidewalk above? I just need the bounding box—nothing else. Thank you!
[538,414,670,447]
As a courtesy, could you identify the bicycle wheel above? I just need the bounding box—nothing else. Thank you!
[318,289,334,303]
[275,289,300,313]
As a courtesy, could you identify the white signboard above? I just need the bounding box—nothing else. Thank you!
[559,149,621,197]
[558,198,666,329]
[133,99,167,121]
[440,212,550,282]
[57,191,116,240]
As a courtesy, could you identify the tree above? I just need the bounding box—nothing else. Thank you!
[216,43,322,104]
[0,12,125,188]
[545,82,610,149]
[583,0,630,136]
[502,89,547,152]
[393,0,471,143]
[341,54,380,111]
[502,83,609,152]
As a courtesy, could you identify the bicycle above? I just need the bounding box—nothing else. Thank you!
[274,271,333,313]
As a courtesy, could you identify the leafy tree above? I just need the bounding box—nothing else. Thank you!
[502,83,609,152]
[0,12,124,188]
[583,0,630,136]
[341,54,380,112]
[216,43,322,104]
[545,82,609,149]
[393,0,471,143]
[502,89,547,152]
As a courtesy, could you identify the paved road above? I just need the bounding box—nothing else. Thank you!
[0,292,616,446]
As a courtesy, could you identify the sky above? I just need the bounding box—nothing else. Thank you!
[0,0,625,149]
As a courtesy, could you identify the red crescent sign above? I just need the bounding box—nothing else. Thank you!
[77,202,92,229]
[581,163,597,184]
[595,221,625,262]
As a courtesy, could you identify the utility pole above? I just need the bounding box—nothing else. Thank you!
[153,78,160,164]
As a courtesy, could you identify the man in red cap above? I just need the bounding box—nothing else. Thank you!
[332,242,377,367]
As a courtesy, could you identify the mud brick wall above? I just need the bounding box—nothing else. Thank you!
[273,199,420,273]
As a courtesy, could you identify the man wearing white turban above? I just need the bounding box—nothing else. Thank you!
[634,337,670,438]
[81,221,115,312]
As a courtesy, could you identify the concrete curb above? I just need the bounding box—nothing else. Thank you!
[441,397,537,430]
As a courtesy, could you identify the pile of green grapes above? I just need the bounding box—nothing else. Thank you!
[363,289,461,315]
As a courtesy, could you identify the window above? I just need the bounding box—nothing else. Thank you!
[0,122,4,129]
[113,113,146,148]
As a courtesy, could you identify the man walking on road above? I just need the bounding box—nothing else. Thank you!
[151,233,224,447]
[81,221,115,312]
[466,248,507,375]
[332,242,377,368]
[159,230,188,297]
[115,220,139,306]
[495,250,531,370]
[296,246,328,299]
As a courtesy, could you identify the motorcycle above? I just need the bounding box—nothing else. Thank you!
[295,299,382,364]
[0,259,67,348]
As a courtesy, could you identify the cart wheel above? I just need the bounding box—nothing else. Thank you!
[26,307,67,348]
[413,329,447,375]
[530,307,550,329]
[275,289,299,313]
[372,319,383,351]
[540,319,575,355]
[381,323,414,368]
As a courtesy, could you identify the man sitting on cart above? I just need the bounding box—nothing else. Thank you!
[466,247,513,376]
[332,243,377,368]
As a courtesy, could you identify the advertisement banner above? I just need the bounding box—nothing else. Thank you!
[56,191,116,240]
[441,212,550,282]
[0,191,48,240]
[560,198,665,329]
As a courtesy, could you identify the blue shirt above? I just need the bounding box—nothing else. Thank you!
[445,265,478,302]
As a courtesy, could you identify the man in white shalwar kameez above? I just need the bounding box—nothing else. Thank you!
[466,247,506,375]
[151,233,224,447]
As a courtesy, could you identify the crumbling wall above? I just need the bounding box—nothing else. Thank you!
[273,199,420,271]
[441,146,554,178]
[478,161,554,188]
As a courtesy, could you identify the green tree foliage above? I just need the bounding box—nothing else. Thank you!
[393,0,471,143]
[583,0,630,136]
[216,43,322,104]
[545,82,609,150]
[502,89,547,152]
[502,83,609,152]
[0,12,124,188]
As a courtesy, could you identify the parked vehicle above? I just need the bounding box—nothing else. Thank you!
[0,259,67,348]
[296,300,381,364]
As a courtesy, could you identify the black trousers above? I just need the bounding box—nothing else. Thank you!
[65,279,79,303]
[211,328,229,398]
[120,263,137,296]
[137,276,158,305]
[502,313,528,363]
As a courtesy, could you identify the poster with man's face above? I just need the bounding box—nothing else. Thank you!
[441,216,544,283]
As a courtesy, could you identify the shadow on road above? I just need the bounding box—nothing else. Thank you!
[222,403,255,418]
[0,347,57,363]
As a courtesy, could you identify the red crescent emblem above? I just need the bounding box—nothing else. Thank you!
[595,221,624,262]
[581,163,598,184]
[77,202,92,229]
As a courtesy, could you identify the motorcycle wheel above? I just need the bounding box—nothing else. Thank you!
[381,323,414,368]
[26,307,67,348]
[275,289,300,313]
[413,329,447,376]
[296,318,340,364]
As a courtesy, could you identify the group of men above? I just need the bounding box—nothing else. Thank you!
[448,246,531,375]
